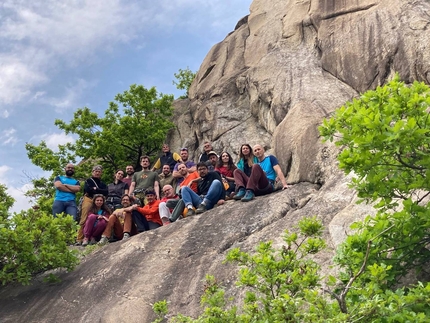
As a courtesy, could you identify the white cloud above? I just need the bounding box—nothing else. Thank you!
[35,132,75,150]
[0,128,19,146]
[1,109,10,118]
[7,183,34,214]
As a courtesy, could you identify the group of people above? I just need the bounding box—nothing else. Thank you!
[52,142,289,246]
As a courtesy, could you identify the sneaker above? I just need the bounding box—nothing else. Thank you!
[122,232,131,241]
[82,238,89,247]
[234,188,246,200]
[241,190,255,202]
[196,203,207,214]
[98,236,109,245]
[89,238,97,245]
[186,207,196,216]
[74,241,82,246]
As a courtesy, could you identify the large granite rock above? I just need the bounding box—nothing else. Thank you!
[1,0,430,321]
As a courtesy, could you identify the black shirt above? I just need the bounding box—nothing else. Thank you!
[84,177,108,198]
[198,171,223,196]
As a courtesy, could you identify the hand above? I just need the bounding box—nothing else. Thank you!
[282,185,289,190]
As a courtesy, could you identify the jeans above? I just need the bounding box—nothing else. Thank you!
[52,200,77,221]
[181,179,224,209]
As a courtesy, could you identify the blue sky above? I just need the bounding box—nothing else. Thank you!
[0,0,251,212]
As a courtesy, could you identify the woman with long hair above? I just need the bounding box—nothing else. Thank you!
[236,144,258,176]
[233,144,259,200]
[82,194,112,246]
[215,151,237,197]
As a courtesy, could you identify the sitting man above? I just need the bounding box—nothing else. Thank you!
[158,184,179,225]
[172,147,196,184]
[233,144,289,202]
[198,141,213,163]
[126,188,163,231]
[98,194,138,245]
[176,163,199,193]
[159,164,177,193]
[180,162,225,215]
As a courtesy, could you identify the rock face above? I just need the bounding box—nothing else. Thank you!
[1,0,430,322]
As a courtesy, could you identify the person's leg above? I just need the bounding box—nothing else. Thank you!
[83,214,98,239]
[64,200,78,221]
[148,221,162,230]
[92,219,108,239]
[169,199,185,222]
[181,186,203,208]
[233,169,248,199]
[52,200,65,217]
[132,210,150,232]
[246,164,273,196]
[203,180,224,210]
[159,202,170,221]
[77,196,92,242]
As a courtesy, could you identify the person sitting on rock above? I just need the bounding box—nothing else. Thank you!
[176,163,199,193]
[107,169,129,211]
[236,143,259,177]
[215,151,237,198]
[82,194,111,246]
[98,194,138,245]
[158,184,180,225]
[198,141,213,163]
[172,147,196,184]
[233,144,289,202]
[151,143,182,173]
[181,162,225,215]
[159,164,177,193]
[126,188,163,231]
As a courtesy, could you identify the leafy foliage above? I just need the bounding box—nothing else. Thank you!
[153,74,430,322]
[26,84,175,184]
[173,67,196,99]
[0,184,78,285]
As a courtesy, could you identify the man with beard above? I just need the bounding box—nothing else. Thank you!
[52,163,81,221]
[129,156,160,201]
[122,165,135,187]
[173,148,196,185]
[98,194,138,245]
[159,164,177,193]
[181,162,225,215]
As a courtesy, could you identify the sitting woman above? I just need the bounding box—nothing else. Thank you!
[83,194,112,246]
[215,151,237,197]
[107,169,129,211]
[236,144,259,176]
[233,144,259,199]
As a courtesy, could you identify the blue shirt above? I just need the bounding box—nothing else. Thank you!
[257,155,279,181]
[54,176,80,201]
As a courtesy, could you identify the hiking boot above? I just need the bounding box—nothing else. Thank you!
[122,232,131,241]
[241,190,255,202]
[82,238,89,247]
[234,188,246,200]
[196,203,207,214]
[98,236,109,245]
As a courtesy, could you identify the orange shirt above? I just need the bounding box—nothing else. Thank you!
[180,171,199,193]
[136,200,162,226]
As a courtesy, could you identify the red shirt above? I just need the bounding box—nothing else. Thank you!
[215,165,235,178]
[136,200,162,226]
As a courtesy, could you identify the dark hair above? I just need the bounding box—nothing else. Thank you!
[217,151,236,171]
[89,194,111,215]
[197,162,208,169]
[121,194,131,201]
[239,144,255,167]
[144,187,156,196]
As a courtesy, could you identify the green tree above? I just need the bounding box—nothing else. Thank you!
[173,67,196,99]
[0,184,78,285]
[320,73,430,283]
[26,84,175,185]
